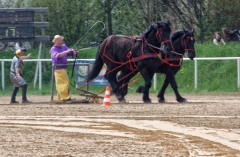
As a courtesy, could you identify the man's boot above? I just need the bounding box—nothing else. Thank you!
[21,84,31,103]
[10,87,19,104]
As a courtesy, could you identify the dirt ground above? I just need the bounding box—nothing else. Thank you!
[1,93,240,157]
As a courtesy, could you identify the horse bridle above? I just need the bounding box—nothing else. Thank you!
[143,27,172,55]
[161,35,195,67]
[182,36,195,53]
[156,28,172,46]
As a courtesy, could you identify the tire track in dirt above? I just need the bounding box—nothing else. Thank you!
[1,117,240,156]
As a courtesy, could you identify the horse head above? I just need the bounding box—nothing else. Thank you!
[182,28,195,60]
[155,20,172,53]
[143,20,172,55]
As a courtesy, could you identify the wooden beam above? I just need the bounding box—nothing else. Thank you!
[0,22,49,28]
[0,8,48,13]
[0,36,50,42]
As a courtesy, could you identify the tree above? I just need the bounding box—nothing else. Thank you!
[211,0,240,30]
[26,0,107,46]
[115,0,168,36]
[97,0,118,35]
[160,0,212,43]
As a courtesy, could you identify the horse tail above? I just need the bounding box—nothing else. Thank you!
[86,49,103,82]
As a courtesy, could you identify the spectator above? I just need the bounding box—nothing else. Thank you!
[10,48,32,104]
[50,35,79,103]
[237,30,240,41]
[213,32,226,45]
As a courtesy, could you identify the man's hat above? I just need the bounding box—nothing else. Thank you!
[52,35,64,43]
[15,48,27,55]
[20,48,26,51]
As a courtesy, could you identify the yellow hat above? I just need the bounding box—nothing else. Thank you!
[15,49,22,55]
[52,35,64,43]
[15,48,26,55]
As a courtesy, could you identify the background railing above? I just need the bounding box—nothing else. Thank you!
[1,57,240,90]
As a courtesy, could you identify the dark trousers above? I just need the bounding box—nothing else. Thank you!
[11,84,28,101]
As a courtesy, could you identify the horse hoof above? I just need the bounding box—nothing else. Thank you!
[177,98,188,103]
[115,94,122,100]
[143,99,152,103]
[158,99,165,103]
[118,98,126,103]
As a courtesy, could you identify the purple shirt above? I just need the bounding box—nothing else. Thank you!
[50,44,75,70]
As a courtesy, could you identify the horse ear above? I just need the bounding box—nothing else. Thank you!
[191,28,194,33]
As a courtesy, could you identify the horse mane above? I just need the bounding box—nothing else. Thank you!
[140,22,158,38]
[141,21,169,38]
[171,30,184,41]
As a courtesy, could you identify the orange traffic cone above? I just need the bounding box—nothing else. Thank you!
[102,86,111,106]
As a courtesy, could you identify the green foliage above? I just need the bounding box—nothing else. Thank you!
[25,0,105,47]
[1,0,240,45]
[78,47,98,59]
[211,0,240,30]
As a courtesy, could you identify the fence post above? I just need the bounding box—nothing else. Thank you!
[154,73,157,90]
[1,60,4,90]
[39,60,42,90]
[194,59,198,89]
[238,59,240,88]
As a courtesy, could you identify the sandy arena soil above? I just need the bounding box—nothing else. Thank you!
[1,93,240,157]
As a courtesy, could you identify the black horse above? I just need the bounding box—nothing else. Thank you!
[136,29,196,103]
[222,28,240,42]
[86,21,172,103]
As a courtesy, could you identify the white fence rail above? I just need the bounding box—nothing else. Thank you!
[1,57,240,90]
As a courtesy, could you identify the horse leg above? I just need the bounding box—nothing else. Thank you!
[117,72,127,103]
[118,71,126,103]
[164,71,187,103]
[122,74,137,102]
[139,68,154,103]
[117,70,136,103]
[136,85,144,93]
[105,70,123,101]
[157,77,169,103]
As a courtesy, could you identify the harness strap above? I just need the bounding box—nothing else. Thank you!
[132,53,160,62]
[161,58,182,67]
[182,36,195,52]
[102,35,114,61]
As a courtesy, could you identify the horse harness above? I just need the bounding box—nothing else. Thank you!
[161,35,195,67]
[101,36,155,74]
[101,29,172,74]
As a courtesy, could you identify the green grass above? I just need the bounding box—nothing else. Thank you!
[1,42,240,96]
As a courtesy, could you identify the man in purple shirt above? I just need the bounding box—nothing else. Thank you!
[50,35,78,102]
